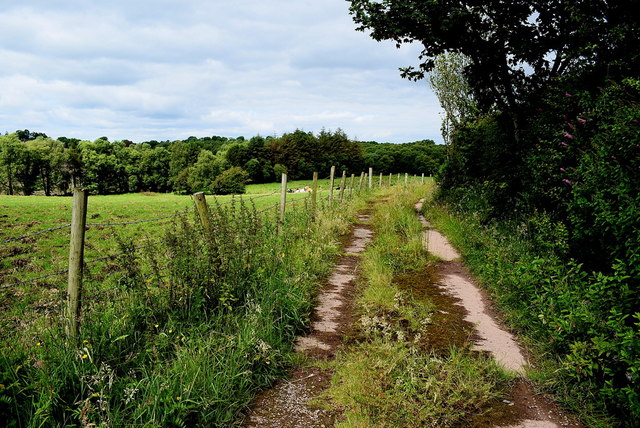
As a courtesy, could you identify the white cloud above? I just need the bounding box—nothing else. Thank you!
[0,0,444,143]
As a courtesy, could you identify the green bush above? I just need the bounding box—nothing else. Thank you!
[210,166,249,195]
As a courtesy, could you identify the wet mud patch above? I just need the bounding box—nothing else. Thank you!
[394,264,479,353]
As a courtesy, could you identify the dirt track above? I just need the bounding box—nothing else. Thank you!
[242,213,373,427]
[241,200,582,427]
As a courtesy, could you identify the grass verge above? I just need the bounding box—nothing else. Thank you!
[424,201,621,427]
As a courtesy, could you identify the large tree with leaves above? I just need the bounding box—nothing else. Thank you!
[347,0,640,142]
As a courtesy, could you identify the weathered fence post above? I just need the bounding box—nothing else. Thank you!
[279,173,287,228]
[388,173,392,186]
[422,173,425,184]
[368,167,373,189]
[349,173,355,198]
[311,171,318,214]
[192,192,212,235]
[405,173,408,186]
[379,173,383,187]
[359,172,365,191]
[66,188,88,340]
[329,165,336,206]
[339,170,347,202]
[397,173,401,185]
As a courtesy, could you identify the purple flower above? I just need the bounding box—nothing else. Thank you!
[561,142,569,147]
[560,168,566,172]
[565,93,573,98]
[577,117,587,125]
[563,131,574,140]
[566,122,576,130]
[562,179,573,186]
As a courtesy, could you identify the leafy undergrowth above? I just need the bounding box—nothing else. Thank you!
[321,184,513,427]
[0,190,365,427]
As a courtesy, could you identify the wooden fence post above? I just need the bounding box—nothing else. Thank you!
[349,173,355,198]
[422,173,425,184]
[311,171,318,214]
[359,172,365,191]
[192,192,212,235]
[405,173,408,186]
[339,170,347,202]
[329,165,336,206]
[368,167,373,189]
[66,188,88,340]
[279,173,287,227]
[379,173,383,187]
[388,173,392,186]
[397,173,401,185]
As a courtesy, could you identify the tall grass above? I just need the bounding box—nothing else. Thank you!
[0,189,364,426]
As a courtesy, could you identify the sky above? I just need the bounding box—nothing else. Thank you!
[0,0,444,144]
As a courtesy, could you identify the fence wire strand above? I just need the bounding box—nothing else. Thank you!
[1,223,72,245]
[1,269,69,289]
[86,208,191,227]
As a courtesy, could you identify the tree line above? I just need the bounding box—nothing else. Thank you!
[0,129,444,196]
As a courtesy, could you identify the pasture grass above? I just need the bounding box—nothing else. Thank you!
[0,182,326,323]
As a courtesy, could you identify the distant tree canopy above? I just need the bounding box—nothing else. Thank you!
[0,129,444,196]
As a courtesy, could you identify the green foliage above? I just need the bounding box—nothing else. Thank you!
[210,166,249,195]
[361,139,444,176]
[348,0,639,117]
[0,130,445,196]
[428,52,478,145]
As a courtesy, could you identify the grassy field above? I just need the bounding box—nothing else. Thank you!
[0,179,334,353]
[0,180,330,287]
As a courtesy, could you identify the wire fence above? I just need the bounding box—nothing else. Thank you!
[1,169,429,336]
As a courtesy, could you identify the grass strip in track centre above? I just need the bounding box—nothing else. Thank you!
[319,183,515,427]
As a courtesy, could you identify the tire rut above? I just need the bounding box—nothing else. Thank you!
[241,212,374,427]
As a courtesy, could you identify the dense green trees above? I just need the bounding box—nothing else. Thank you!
[362,139,443,176]
[348,0,639,143]
[0,129,444,196]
